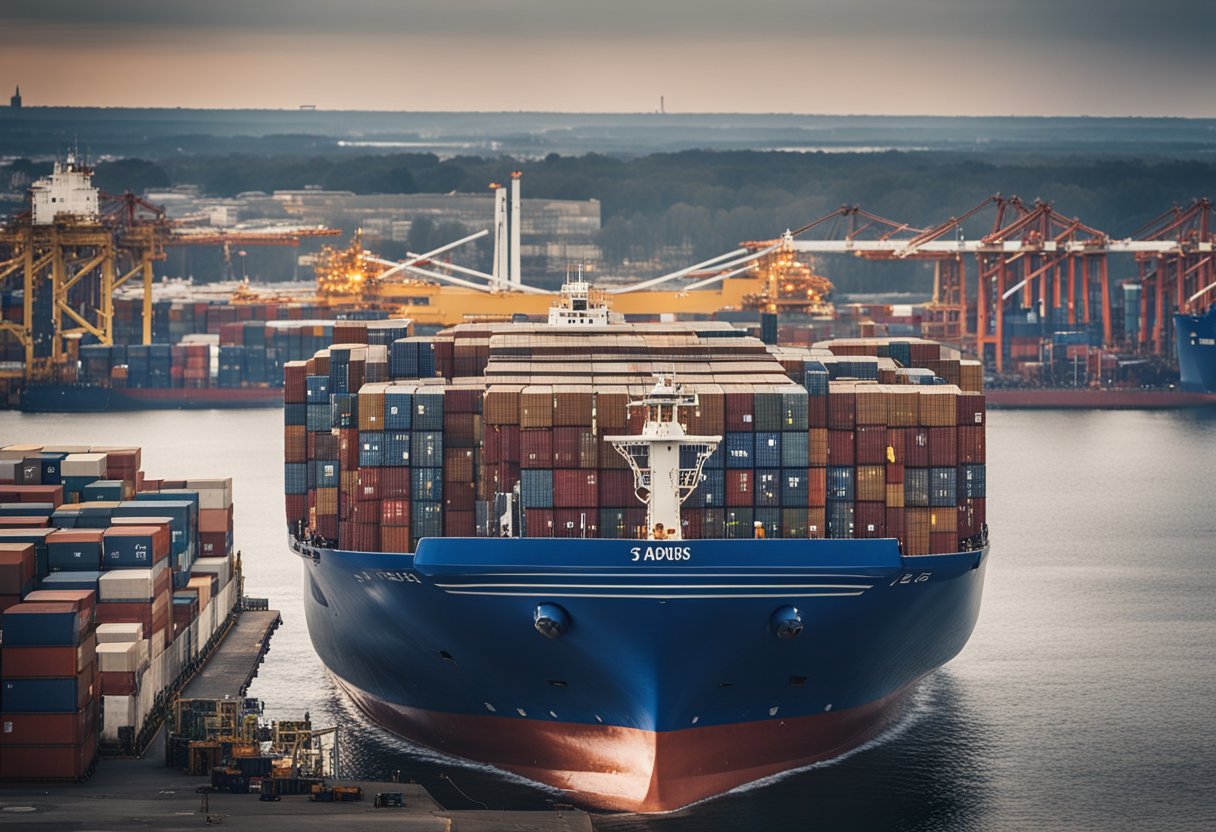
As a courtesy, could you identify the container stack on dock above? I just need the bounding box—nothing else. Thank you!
[0,445,244,780]
[286,321,986,555]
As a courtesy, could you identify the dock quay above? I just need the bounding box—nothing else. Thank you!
[0,768,595,830]
[180,607,280,701]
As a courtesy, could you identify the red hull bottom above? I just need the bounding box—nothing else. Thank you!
[338,678,913,812]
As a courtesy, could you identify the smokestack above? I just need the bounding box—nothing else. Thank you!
[491,183,507,288]
[510,171,522,287]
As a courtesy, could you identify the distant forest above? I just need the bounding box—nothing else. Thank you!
[6,150,1216,293]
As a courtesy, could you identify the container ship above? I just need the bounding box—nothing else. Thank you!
[1175,306,1216,393]
[0,444,243,778]
[286,284,991,812]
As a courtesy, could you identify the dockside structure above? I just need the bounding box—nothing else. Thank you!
[0,446,242,780]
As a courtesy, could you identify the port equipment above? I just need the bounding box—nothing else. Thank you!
[1132,199,1216,354]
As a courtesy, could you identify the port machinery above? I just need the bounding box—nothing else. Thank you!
[0,155,338,383]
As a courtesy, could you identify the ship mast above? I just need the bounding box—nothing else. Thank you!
[604,376,721,540]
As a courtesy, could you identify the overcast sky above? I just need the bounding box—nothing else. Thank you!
[1,1,1212,115]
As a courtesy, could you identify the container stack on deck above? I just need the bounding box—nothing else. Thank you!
[0,445,243,780]
[286,322,987,555]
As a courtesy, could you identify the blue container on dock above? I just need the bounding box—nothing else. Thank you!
[102,531,158,568]
[0,502,55,518]
[754,433,782,468]
[725,433,754,468]
[75,504,117,529]
[48,538,103,572]
[411,468,443,502]
[83,480,125,501]
[61,475,99,501]
[383,432,411,465]
[680,445,722,470]
[0,678,87,713]
[385,390,413,429]
[35,453,65,485]
[413,390,444,430]
[826,467,855,501]
[411,432,443,468]
[803,369,830,396]
[1,605,86,646]
[390,339,420,379]
[359,433,385,467]
[520,469,554,508]
[755,507,780,537]
[39,570,101,592]
[330,393,358,429]
[113,500,194,556]
[50,507,81,528]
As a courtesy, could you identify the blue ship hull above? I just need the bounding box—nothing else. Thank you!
[1176,307,1216,393]
[297,536,989,811]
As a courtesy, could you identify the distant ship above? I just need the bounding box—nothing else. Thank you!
[1175,306,1216,393]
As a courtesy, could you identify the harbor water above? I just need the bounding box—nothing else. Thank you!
[1,407,1213,831]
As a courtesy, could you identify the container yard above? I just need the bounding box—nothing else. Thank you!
[0,443,251,778]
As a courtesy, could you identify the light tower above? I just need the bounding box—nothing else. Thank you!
[9,85,21,109]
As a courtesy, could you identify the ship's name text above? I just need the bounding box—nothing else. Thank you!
[631,546,692,562]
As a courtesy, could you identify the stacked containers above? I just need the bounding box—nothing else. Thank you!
[0,596,99,779]
[285,327,985,556]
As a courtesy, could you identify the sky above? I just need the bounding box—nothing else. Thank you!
[0,1,1213,116]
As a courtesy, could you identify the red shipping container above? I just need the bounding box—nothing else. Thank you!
[553,509,598,538]
[446,387,481,414]
[286,493,308,524]
[443,510,476,537]
[551,427,583,468]
[199,506,234,534]
[854,425,887,465]
[0,543,36,594]
[930,532,957,554]
[380,526,411,553]
[351,522,380,552]
[807,396,828,429]
[0,704,96,745]
[525,508,555,536]
[0,735,97,781]
[380,467,410,500]
[0,594,21,615]
[956,393,985,427]
[1,631,96,678]
[350,501,381,525]
[905,428,930,467]
[444,482,476,511]
[599,469,634,506]
[20,589,97,619]
[337,429,360,469]
[957,426,986,464]
[317,514,338,542]
[444,413,478,448]
[886,463,905,484]
[382,499,410,527]
[100,670,137,696]
[808,467,827,507]
[854,502,886,538]
[682,508,704,540]
[198,531,229,557]
[958,498,986,538]
[520,430,552,469]
[553,470,599,508]
[356,468,380,501]
[928,427,958,466]
[0,516,49,529]
[726,470,753,507]
[0,484,65,506]
[724,391,755,431]
[826,430,855,466]
[885,507,906,543]
[483,425,504,464]
[284,361,308,403]
[827,391,856,430]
